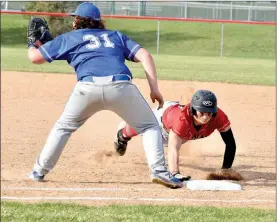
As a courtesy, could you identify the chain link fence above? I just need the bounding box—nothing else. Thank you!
[1,1,276,22]
[92,1,276,22]
[1,2,275,59]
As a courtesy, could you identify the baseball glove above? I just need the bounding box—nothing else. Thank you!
[27,17,53,48]
[206,168,243,181]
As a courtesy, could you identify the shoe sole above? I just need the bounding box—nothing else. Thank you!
[152,178,183,189]
[28,173,44,182]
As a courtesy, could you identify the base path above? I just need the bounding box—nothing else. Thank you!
[1,71,275,209]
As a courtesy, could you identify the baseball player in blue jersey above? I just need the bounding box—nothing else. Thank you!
[26,2,183,188]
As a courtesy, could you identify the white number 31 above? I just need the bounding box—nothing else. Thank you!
[83,33,114,50]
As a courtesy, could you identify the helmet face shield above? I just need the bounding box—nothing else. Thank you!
[191,90,217,114]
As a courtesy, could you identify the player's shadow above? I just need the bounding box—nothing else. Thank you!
[179,163,215,172]
[204,154,275,159]
[233,164,276,187]
[235,154,275,159]
[235,167,276,187]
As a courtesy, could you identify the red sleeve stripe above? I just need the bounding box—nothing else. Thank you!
[218,121,231,132]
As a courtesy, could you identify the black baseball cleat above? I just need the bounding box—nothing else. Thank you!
[114,129,131,156]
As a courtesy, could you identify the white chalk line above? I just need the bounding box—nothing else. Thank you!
[2,187,127,191]
[2,187,275,204]
[2,187,275,193]
[1,196,274,203]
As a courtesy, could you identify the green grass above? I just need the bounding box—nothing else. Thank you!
[1,14,275,58]
[1,47,275,85]
[1,201,275,222]
[1,13,276,220]
[1,14,275,86]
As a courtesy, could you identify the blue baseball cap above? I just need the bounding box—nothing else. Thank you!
[71,2,101,21]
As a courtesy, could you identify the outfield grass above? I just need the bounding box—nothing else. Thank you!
[1,201,275,222]
[1,47,275,85]
[1,14,275,59]
[1,12,276,220]
[1,14,275,86]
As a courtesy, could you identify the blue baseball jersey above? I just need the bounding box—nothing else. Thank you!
[39,29,141,80]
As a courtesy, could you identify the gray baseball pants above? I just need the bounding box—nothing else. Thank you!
[33,79,166,175]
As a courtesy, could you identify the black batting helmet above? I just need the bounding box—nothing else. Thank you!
[190,90,217,115]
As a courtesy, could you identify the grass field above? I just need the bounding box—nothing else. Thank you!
[1,48,275,85]
[1,201,275,222]
[1,14,275,58]
[1,11,276,222]
[1,14,275,86]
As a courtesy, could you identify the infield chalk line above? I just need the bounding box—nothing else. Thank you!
[2,187,128,191]
[2,187,275,193]
[1,196,275,203]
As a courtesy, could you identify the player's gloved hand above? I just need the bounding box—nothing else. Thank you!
[172,171,191,182]
[27,17,54,48]
[150,89,164,109]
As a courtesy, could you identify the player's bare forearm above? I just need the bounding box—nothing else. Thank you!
[142,59,159,92]
[134,48,164,108]
[167,130,183,173]
[134,48,159,91]
[28,47,47,64]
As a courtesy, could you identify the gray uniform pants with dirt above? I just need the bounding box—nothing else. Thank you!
[32,80,173,184]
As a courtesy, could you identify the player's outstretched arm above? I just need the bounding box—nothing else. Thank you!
[134,48,164,109]
[167,130,183,174]
[219,127,236,169]
[206,121,243,180]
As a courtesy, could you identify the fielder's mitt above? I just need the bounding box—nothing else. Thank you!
[206,168,243,181]
[27,17,53,48]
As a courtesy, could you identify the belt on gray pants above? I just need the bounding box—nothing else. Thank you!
[80,75,131,83]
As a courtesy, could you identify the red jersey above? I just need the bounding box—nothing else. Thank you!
[161,103,230,140]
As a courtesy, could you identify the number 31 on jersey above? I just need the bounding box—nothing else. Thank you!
[83,33,114,50]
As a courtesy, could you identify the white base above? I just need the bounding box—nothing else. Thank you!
[184,180,242,191]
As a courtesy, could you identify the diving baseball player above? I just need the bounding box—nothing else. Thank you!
[27,2,183,188]
[114,90,237,181]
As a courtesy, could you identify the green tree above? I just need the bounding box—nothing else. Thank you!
[25,2,79,37]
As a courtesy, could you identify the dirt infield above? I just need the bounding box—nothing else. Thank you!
[1,71,275,209]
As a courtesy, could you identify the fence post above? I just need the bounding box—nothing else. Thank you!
[184,1,187,19]
[219,2,222,19]
[216,1,219,19]
[157,20,160,55]
[1,1,8,10]
[230,1,233,20]
[140,1,146,16]
[248,1,253,21]
[220,23,224,57]
[111,1,115,15]
[137,1,140,16]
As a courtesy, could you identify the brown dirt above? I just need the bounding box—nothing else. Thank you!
[1,71,275,209]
